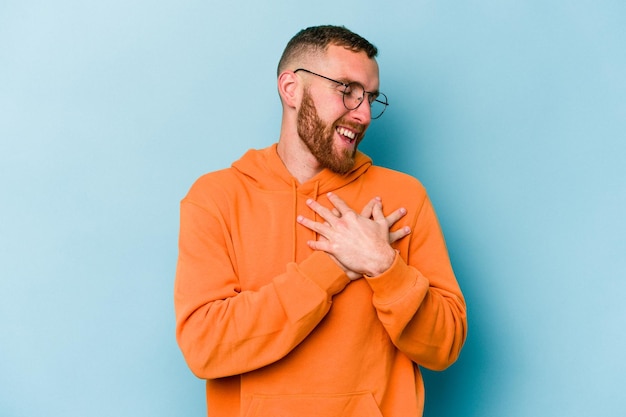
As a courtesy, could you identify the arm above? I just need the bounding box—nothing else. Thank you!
[298,192,467,370]
[175,193,410,379]
[174,197,350,380]
[367,194,467,370]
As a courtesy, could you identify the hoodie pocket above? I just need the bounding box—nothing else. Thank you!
[245,391,383,417]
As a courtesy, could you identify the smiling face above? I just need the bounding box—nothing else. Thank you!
[296,45,380,174]
[296,87,360,174]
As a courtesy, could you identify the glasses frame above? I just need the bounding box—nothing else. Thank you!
[294,68,389,119]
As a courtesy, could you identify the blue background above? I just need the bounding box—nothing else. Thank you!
[1,1,625,416]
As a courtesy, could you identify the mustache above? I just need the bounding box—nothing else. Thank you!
[335,119,365,134]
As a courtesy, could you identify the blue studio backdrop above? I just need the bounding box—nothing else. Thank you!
[1,1,625,416]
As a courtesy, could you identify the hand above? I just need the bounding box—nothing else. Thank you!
[318,196,410,280]
[297,193,410,279]
[359,196,411,244]
[331,196,410,244]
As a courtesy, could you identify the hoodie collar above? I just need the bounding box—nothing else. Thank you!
[231,143,372,195]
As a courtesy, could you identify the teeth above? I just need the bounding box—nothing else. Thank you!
[337,127,356,140]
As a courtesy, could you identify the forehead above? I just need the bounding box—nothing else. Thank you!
[318,44,380,91]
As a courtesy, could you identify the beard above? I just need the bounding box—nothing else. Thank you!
[296,89,361,175]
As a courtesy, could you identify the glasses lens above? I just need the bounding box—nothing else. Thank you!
[342,82,365,110]
[343,83,388,119]
[370,92,388,119]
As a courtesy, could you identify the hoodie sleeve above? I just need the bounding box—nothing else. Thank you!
[365,193,467,371]
[174,188,350,380]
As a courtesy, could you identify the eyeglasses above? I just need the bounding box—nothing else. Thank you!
[294,68,389,119]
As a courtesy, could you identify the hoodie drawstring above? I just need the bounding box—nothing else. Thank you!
[291,179,298,263]
[291,179,320,263]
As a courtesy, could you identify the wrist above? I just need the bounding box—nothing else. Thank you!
[364,246,397,277]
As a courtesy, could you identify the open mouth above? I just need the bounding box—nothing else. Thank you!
[336,126,358,144]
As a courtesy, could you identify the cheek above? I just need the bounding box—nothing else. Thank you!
[314,97,346,123]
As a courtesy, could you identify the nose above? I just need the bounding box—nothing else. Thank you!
[349,100,372,124]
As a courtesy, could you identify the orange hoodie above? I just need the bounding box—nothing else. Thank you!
[175,144,467,417]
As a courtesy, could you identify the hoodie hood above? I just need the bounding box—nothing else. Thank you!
[231,144,373,263]
[231,143,372,195]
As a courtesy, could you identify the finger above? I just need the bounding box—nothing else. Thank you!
[360,197,381,218]
[385,207,408,227]
[371,199,385,222]
[389,225,411,244]
[306,238,332,252]
[326,192,355,216]
[297,214,330,236]
[305,198,337,224]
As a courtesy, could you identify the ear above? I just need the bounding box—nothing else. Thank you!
[277,70,300,108]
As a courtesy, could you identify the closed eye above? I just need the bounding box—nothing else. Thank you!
[367,92,380,104]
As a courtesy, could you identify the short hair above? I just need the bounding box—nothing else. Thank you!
[277,25,378,76]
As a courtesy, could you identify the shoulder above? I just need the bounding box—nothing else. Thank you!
[182,167,240,209]
[364,165,427,195]
[355,165,433,219]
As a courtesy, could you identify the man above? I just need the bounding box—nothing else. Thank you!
[175,25,467,417]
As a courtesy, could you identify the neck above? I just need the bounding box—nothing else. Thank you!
[276,136,323,184]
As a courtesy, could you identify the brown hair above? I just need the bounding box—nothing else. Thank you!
[277,25,378,76]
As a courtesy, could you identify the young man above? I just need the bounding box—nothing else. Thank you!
[175,25,467,417]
